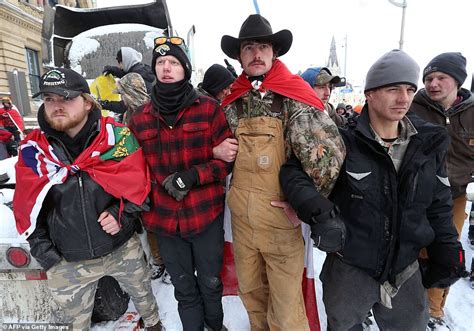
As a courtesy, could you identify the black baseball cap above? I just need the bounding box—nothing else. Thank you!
[33,67,90,99]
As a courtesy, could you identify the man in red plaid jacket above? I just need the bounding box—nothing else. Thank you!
[129,37,233,331]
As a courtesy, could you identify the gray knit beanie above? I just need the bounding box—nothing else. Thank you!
[422,52,467,86]
[364,49,419,92]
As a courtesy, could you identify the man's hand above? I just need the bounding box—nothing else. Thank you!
[270,200,302,227]
[98,211,121,235]
[162,169,198,201]
[213,138,239,162]
[310,207,346,253]
[102,65,122,77]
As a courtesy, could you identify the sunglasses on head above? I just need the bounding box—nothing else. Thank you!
[154,37,185,47]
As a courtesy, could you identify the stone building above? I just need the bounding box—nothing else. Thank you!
[0,0,94,115]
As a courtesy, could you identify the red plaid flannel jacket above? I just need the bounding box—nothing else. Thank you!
[129,96,233,237]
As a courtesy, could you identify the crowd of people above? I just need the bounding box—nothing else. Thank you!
[8,12,473,331]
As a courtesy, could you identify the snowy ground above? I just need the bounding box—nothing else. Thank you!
[1,155,471,330]
[92,201,474,331]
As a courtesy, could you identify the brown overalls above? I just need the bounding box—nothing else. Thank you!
[227,97,309,331]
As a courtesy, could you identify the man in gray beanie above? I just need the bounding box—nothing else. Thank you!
[279,49,466,330]
[411,51,473,330]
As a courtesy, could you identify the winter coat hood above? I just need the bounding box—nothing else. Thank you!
[121,47,143,72]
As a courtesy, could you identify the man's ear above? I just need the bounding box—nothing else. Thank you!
[364,92,372,103]
[84,99,94,112]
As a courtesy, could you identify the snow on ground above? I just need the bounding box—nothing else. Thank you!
[1,155,472,330]
[91,202,474,331]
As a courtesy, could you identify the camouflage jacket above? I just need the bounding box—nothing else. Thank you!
[224,89,346,197]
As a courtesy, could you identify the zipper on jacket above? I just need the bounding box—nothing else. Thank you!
[446,116,450,125]
[49,135,96,257]
[77,174,94,256]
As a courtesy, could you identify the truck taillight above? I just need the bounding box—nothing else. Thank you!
[6,247,30,268]
[25,271,47,280]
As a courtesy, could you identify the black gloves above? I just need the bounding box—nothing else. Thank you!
[309,206,346,253]
[103,65,123,77]
[419,241,468,289]
[224,59,238,78]
[162,168,199,201]
[278,153,345,253]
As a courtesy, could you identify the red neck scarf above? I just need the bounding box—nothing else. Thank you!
[221,59,324,111]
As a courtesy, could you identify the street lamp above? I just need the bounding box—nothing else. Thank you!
[388,0,407,50]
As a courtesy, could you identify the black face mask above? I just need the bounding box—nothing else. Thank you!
[150,78,199,154]
[151,79,198,117]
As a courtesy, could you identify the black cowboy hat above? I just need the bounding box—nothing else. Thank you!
[221,14,293,60]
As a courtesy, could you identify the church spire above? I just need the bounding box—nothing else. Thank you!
[327,36,339,68]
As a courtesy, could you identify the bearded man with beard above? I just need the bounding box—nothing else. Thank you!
[13,67,162,331]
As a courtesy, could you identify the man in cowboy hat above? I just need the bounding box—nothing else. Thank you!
[216,14,345,330]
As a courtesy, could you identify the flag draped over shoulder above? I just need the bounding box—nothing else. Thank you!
[13,116,150,238]
[221,59,325,111]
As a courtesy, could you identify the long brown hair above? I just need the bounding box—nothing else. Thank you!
[81,93,101,112]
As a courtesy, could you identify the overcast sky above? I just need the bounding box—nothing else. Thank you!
[96,0,474,88]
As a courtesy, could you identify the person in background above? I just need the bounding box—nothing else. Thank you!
[0,96,24,143]
[336,103,347,115]
[101,47,155,119]
[198,64,236,102]
[103,47,155,92]
[301,66,347,127]
[344,103,359,125]
[217,14,345,330]
[198,64,239,161]
[280,49,467,331]
[14,67,162,331]
[114,73,150,125]
[410,52,474,330]
[129,36,233,331]
[0,126,13,160]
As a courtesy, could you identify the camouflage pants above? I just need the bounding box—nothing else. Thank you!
[46,234,160,330]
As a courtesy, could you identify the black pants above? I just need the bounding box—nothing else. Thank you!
[321,254,429,331]
[156,214,224,331]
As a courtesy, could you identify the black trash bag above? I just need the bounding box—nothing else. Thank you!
[91,276,130,322]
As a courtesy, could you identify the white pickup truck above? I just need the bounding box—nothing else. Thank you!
[0,157,59,323]
[0,156,133,324]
